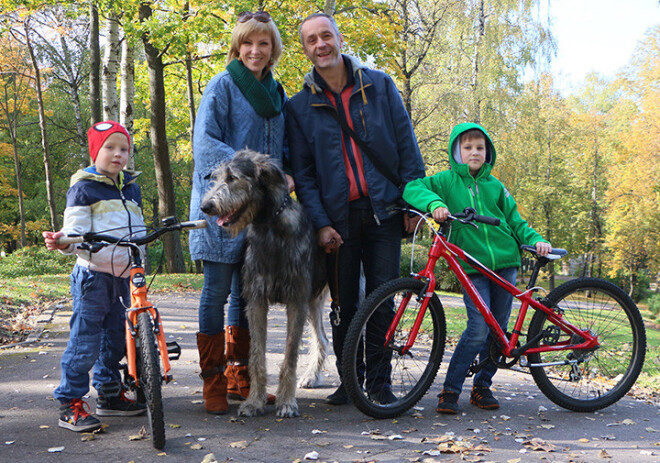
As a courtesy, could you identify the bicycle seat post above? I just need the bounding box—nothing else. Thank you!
[526,256,550,290]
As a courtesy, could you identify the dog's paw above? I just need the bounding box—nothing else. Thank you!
[238,401,265,417]
[275,401,299,418]
[297,374,321,389]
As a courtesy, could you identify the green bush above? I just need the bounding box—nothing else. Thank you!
[647,293,660,319]
[0,246,74,277]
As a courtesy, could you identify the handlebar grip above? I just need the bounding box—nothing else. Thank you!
[474,214,500,226]
[179,220,207,230]
[57,235,84,245]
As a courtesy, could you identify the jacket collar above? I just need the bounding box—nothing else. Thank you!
[70,166,141,189]
[304,54,371,105]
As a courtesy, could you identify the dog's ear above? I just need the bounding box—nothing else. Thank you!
[255,157,286,192]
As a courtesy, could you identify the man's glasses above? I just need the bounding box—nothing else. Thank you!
[237,11,272,23]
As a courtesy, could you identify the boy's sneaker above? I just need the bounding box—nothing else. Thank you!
[436,390,459,414]
[59,399,102,432]
[96,391,147,416]
[470,386,500,410]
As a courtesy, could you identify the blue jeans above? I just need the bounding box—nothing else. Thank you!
[328,198,402,389]
[198,260,248,335]
[54,265,129,403]
[442,267,518,395]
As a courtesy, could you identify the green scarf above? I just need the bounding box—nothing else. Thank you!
[226,59,283,118]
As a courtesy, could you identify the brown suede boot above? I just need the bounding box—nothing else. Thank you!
[225,325,275,404]
[196,332,228,414]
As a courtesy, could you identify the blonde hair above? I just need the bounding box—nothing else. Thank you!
[226,17,283,70]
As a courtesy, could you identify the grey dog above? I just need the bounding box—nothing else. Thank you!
[200,149,329,418]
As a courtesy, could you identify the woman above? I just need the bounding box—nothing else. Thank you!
[189,10,290,414]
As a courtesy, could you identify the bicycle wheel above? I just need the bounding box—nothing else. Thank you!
[137,311,166,450]
[527,277,646,412]
[342,278,446,419]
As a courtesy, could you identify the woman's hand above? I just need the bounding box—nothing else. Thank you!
[285,174,295,193]
[42,231,67,251]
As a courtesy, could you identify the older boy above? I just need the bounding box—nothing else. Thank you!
[43,121,146,432]
[403,122,551,414]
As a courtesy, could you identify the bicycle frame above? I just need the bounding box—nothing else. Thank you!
[393,228,600,361]
[124,250,173,386]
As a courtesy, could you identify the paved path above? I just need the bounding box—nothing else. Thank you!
[0,293,658,463]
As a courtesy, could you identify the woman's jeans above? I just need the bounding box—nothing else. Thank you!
[53,265,129,403]
[198,260,248,335]
[442,267,518,395]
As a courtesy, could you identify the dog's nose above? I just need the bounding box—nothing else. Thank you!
[200,201,212,214]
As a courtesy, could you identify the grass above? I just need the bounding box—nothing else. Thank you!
[1,272,658,392]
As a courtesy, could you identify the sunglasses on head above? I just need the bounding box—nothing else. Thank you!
[237,10,271,23]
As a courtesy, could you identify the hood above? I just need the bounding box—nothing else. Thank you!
[448,122,496,179]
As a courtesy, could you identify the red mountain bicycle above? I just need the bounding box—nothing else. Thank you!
[59,217,206,449]
[342,208,646,419]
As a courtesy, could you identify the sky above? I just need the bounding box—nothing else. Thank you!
[547,0,659,94]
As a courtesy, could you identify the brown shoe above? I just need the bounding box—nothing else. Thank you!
[225,326,276,405]
[196,332,228,414]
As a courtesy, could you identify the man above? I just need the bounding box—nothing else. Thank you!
[286,13,426,405]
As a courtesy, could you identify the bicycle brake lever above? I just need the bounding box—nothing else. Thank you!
[79,242,105,254]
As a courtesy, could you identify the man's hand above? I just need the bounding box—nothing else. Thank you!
[403,213,422,234]
[432,207,450,223]
[42,231,67,251]
[318,226,343,253]
[536,241,552,257]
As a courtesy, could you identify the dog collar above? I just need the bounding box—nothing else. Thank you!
[273,194,291,217]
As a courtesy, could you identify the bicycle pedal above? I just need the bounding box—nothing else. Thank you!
[164,374,174,384]
[166,341,181,360]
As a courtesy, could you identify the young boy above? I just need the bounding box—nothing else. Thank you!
[402,122,552,414]
[43,121,147,432]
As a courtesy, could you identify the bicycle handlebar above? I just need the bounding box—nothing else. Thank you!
[57,219,207,246]
[450,208,500,227]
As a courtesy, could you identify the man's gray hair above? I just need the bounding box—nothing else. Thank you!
[298,13,340,44]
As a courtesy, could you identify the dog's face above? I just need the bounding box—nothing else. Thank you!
[200,149,285,236]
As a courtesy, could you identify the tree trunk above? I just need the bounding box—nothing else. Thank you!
[89,0,102,126]
[120,36,136,172]
[140,2,185,273]
[470,0,485,123]
[8,125,26,248]
[58,33,87,166]
[323,0,336,15]
[24,19,58,231]
[102,14,120,121]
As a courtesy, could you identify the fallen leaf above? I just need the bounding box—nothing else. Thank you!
[48,447,65,453]
[40,425,50,429]
[190,443,203,450]
[646,427,659,433]
[200,454,217,463]
[80,432,96,442]
[578,438,590,443]
[599,449,611,459]
[304,450,319,460]
[169,423,181,428]
[230,440,248,449]
[522,438,556,452]
[129,426,148,441]
[4,441,15,445]
[389,434,403,440]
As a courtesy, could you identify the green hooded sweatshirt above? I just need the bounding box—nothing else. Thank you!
[402,122,547,274]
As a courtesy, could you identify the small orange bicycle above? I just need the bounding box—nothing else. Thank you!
[59,217,206,449]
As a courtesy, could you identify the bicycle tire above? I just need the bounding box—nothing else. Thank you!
[527,277,646,412]
[137,311,166,450]
[342,278,446,419]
